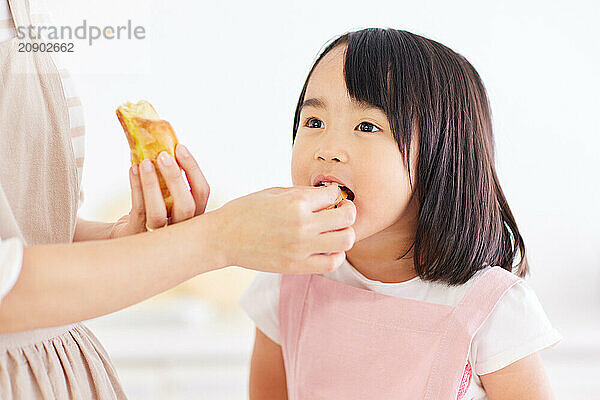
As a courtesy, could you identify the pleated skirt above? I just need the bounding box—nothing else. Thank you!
[0,322,126,399]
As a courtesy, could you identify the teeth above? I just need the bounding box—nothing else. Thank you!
[319,181,340,187]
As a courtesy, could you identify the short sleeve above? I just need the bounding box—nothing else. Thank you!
[239,272,282,344]
[0,236,24,301]
[470,280,562,375]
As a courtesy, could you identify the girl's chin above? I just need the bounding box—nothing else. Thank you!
[351,217,396,244]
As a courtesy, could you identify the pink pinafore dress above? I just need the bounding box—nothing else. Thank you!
[279,266,520,399]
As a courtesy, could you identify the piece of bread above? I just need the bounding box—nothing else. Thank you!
[116,100,178,215]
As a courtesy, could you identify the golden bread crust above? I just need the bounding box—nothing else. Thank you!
[117,101,179,215]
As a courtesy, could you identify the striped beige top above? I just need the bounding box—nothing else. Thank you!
[1,0,85,207]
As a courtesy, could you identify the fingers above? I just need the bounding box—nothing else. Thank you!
[128,164,147,230]
[175,144,210,215]
[137,144,209,227]
[138,159,168,229]
[301,184,342,212]
[311,199,357,233]
[156,151,196,223]
[308,226,356,255]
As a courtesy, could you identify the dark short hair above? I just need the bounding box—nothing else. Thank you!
[292,28,528,285]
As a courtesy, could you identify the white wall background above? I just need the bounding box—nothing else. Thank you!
[45,0,599,397]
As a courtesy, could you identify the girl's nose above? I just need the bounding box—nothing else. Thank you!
[314,147,349,163]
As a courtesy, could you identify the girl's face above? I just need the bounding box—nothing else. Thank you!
[292,45,419,242]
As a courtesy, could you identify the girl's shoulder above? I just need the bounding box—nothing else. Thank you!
[239,272,282,343]
[470,276,562,374]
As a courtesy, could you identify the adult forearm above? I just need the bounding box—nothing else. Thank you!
[0,210,225,333]
[73,217,113,242]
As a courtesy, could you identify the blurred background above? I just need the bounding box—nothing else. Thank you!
[39,0,600,398]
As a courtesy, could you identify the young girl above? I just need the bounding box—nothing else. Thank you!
[240,28,562,399]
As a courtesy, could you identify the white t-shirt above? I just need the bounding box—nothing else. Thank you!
[0,237,23,299]
[0,0,85,300]
[239,259,562,400]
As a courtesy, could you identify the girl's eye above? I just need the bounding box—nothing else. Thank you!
[355,121,381,133]
[304,117,325,129]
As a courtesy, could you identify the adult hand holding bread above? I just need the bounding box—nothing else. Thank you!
[110,101,210,238]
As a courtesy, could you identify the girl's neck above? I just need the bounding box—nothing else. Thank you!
[346,197,419,284]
